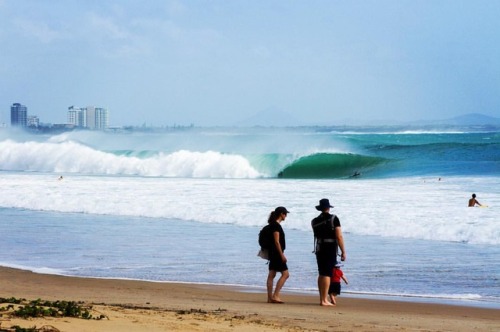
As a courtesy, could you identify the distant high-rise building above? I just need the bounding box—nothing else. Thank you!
[86,106,96,129]
[94,107,109,130]
[68,105,108,130]
[68,106,86,127]
[11,103,28,127]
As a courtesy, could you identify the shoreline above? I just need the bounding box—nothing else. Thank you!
[5,264,498,310]
[1,267,499,331]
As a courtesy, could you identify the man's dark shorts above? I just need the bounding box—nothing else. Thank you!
[315,243,337,277]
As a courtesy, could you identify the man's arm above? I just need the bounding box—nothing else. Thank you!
[335,227,346,261]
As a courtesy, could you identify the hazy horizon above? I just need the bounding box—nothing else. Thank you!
[1,1,500,127]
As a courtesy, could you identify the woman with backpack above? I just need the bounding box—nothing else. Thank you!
[266,206,290,304]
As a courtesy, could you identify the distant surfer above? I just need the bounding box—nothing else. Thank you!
[350,171,361,178]
[58,176,64,181]
[468,194,482,207]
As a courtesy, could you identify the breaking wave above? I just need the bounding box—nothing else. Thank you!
[277,153,387,179]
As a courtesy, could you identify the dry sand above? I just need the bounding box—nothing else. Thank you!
[0,267,498,331]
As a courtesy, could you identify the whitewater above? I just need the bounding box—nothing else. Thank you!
[0,127,499,308]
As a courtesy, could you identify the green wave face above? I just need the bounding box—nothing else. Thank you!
[278,153,387,179]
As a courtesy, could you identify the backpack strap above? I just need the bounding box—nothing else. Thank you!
[330,214,337,239]
[330,214,338,242]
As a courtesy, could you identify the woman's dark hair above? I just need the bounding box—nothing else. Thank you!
[267,211,278,224]
[267,206,289,224]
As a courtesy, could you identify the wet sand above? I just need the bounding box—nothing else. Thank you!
[0,267,498,331]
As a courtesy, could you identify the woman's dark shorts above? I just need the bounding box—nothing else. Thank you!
[269,251,288,272]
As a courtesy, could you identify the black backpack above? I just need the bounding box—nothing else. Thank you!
[258,224,272,250]
[312,214,336,239]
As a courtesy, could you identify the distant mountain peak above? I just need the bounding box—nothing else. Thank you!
[446,113,500,126]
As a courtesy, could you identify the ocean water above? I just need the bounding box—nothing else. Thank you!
[0,127,499,308]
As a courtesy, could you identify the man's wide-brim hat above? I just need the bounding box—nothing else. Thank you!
[316,198,333,211]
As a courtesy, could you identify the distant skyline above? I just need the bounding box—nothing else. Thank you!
[1,1,500,127]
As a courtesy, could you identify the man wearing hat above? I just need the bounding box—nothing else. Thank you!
[311,198,346,306]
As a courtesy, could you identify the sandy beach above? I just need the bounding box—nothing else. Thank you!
[0,267,498,331]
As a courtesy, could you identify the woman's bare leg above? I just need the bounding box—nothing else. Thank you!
[267,270,277,302]
[272,270,289,302]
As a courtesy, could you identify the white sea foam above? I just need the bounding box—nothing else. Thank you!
[0,140,261,178]
[0,262,65,276]
[0,172,498,245]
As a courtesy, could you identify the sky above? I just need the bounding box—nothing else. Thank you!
[1,0,500,127]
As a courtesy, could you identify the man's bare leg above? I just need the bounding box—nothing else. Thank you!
[318,276,334,306]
